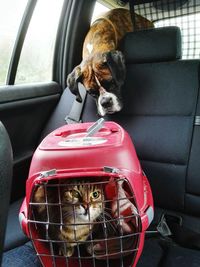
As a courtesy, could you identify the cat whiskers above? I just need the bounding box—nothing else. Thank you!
[97,211,118,233]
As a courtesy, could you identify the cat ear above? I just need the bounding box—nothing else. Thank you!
[33,186,45,214]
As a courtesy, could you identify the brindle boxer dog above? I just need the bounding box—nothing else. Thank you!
[67,8,153,116]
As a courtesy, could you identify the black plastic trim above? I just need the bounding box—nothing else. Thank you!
[53,0,73,86]
[0,82,61,104]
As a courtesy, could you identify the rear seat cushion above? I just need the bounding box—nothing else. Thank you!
[4,199,28,251]
[121,60,199,212]
[137,236,200,267]
[82,27,200,219]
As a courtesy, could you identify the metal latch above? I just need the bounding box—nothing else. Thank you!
[103,166,120,174]
[39,169,57,179]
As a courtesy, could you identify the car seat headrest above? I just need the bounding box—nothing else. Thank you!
[122,26,182,63]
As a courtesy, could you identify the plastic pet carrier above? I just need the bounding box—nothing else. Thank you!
[19,119,154,267]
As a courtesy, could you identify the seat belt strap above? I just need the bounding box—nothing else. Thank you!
[129,0,137,30]
[65,84,87,124]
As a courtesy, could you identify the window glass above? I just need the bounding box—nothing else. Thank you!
[91,2,109,23]
[0,0,28,86]
[134,0,200,60]
[15,0,64,84]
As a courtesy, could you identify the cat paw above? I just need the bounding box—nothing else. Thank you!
[59,246,74,257]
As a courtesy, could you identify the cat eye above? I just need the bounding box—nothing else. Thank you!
[91,190,100,199]
[70,190,80,199]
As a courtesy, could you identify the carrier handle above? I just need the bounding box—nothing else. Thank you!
[86,118,105,137]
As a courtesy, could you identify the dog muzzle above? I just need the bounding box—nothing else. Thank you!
[95,76,122,116]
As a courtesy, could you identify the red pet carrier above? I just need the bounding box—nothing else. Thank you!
[19,119,154,267]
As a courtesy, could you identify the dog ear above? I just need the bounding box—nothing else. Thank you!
[105,50,126,87]
[67,65,83,103]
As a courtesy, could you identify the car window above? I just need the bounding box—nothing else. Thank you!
[155,13,200,59]
[0,0,28,86]
[92,2,109,23]
[15,0,64,84]
[134,0,200,59]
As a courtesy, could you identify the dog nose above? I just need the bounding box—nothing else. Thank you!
[100,96,113,108]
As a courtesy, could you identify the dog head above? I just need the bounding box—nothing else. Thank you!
[67,50,126,116]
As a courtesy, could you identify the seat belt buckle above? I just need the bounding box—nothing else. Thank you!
[157,214,172,237]
[65,116,82,124]
[157,213,182,237]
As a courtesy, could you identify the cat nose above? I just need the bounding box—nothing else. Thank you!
[82,203,89,214]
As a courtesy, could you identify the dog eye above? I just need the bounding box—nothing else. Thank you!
[100,62,107,68]
[88,90,99,97]
[101,80,113,90]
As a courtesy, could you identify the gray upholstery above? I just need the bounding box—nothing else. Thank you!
[121,59,199,213]
[81,27,200,266]
[3,199,28,251]
[82,27,200,221]
[0,122,13,264]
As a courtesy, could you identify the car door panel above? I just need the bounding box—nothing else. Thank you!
[0,82,62,201]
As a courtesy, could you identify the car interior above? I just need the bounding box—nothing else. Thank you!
[0,0,200,266]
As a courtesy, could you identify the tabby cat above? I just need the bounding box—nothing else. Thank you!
[33,180,104,257]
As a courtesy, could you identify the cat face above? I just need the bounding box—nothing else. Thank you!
[61,183,104,223]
